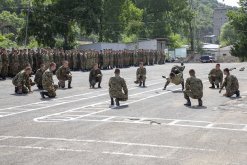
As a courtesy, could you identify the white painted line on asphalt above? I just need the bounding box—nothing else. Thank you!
[0,145,166,159]
[34,87,182,122]
[0,81,166,118]
[167,120,180,126]
[0,79,163,111]
[0,135,216,152]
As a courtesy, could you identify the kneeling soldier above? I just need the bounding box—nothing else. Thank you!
[56,60,72,89]
[219,68,240,97]
[40,63,58,98]
[184,69,203,107]
[109,69,128,107]
[12,67,33,94]
[89,63,102,88]
[135,62,146,87]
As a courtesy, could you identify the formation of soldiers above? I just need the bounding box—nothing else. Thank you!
[2,45,240,107]
[0,48,165,80]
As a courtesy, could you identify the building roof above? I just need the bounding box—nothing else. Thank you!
[202,43,220,49]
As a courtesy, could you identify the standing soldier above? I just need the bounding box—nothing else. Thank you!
[89,63,102,88]
[0,49,9,80]
[208,64,223,89]
[12,67,33,94]
[34,64,46,90]
[56,60,72,89]
[12,50,20,76]
[40,62,58,99]
[219,68,240,97]
[109,68,128,107]
[184,69,203,107]
[135,62,147,87]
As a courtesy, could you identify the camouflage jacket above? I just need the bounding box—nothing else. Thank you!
[136,68,146,76]
[56,66,71,80]
[185,76,203,98]
[12,70,30,87]
[89,69,102,81]
[209,69,223,82]
[109,75,128,97]
[169,73,183,85]
[221,75,239,93]
[172,65,185,73]
[42,68,54,88]
[34,68,45,85]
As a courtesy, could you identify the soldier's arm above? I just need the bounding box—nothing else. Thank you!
[143,68,146,75]
[219,78,227,93]
[122,79,128,95]
[185,78,190,90]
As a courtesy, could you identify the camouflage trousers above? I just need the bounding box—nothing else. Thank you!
[225,89,239,97]
[184,90,202,100]
[208,76,221,85]
[44,85,58,97]
[110,92,128,101]
[137,75,146,82]
[58,75,72,88]
[90,77,102,87]
[0,65,8,77]
[15,85,29,94]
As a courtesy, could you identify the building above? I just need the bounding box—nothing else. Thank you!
[213,8,228,38]
[79,39,168,51]
[203,35,217,44]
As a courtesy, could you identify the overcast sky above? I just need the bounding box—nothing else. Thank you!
[217,0,240,7]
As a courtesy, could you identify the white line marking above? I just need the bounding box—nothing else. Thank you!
[0,79,163,111]
[1,82,166,118]
[34,88,182,122]
[0,145,166,159]
[167,120,180,126]
[0,136,216,152]
[102,116,116,121]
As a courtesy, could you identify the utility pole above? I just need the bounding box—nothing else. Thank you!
[189,0,195,53]
[24,0,31,48]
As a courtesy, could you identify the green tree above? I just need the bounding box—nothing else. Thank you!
[228,0,247,61]
[220,22,238,46]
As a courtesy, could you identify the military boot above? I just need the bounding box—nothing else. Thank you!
[40,91,46,99]
[182,82,185,91]
[163,85,167,90]
[139,81,142,87]
[111,98,114,106]
[98,82,101,88]
[198,99,203,106]
[68,81,72,89]
[236,90,240,97]
[115,98,120,107]
[209,84,215,89]
[143,81,146,87]
[184,98,191,106]
[15,87,18,93]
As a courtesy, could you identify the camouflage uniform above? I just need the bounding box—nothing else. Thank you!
[136,67,146,87]
[89,68,102,88]
[34,68,45,89]
[184,75,203,106]
[42,68,57,97]
[109,75,128,101]
[56,66,72,88]
[164,73,184,90]
[171,65,185,74]
[220,75,239,97]
[0,50,9,79]
[208,68,223,87]
[12,70,31,94]
[0,53,2,77]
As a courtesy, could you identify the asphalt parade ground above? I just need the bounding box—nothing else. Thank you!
[0,63,247,165]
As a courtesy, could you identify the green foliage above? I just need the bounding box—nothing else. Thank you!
[169,33,187,49]
[227,0,247,61]
[220,22,238,46]
[0,33,17,48]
